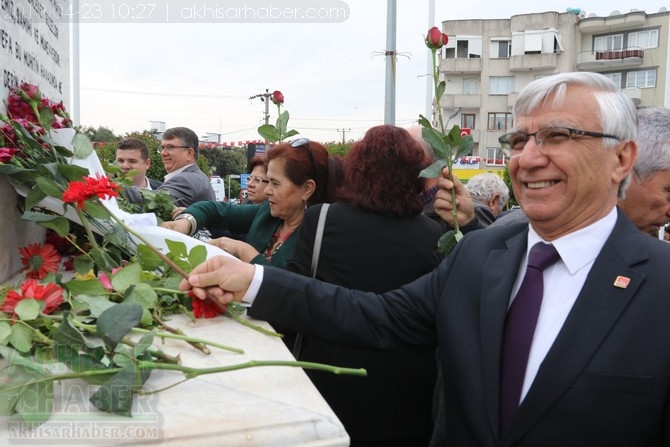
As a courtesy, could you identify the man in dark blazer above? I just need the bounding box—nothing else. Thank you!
[180,72,670,446]
[157,127,215,207]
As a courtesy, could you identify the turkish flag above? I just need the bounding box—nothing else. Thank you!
[460,128,471,137]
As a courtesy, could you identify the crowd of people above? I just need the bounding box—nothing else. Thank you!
[118,71,670,446]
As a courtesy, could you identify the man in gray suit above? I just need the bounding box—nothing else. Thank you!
[157,127,215,207]
[179,73,670,446]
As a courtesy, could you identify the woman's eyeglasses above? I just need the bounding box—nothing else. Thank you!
[249,176,269,185]
[291,138,317,176]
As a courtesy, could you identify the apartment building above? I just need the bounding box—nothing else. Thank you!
[440,7,670,172]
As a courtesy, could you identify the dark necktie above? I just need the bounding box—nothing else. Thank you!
[500,242,560,432]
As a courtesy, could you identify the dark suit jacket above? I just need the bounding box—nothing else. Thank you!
[249,210,670,447]
[157,164,215,207]
[148,177,163,189]
[286,202,442,444]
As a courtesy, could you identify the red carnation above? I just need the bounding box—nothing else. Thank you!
[190,291,227,318]
[1,279,64,317]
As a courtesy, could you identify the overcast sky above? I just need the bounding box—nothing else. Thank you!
[77,0,669,144]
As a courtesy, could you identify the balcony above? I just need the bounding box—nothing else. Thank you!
[578,10,647,34]
[440,57,483,74]
[576,48,644,71]
[509,53,558,72]
[440,94,481,109]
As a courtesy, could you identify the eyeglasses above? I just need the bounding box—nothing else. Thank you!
[158,145,191,153]
[291,138,317,176]
[249,176,269,185]
[499,127,621,157]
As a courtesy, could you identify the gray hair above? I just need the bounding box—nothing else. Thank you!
[514,72,638,198]
[466,173,509,210]
[634,107,670,182]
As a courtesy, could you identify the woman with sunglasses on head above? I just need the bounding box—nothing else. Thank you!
[286,125,442,447]
[161,139,338,270]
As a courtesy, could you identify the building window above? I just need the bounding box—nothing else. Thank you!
[628,29,659,49]
[462,114,475,129]
[604,72,622,88]
[511,30,563,55]
[488,113,512,131]
[594,34,624,51]
[626,69,656,88]
[489,76,514,95]
[444,36,482,59]
[490,40,511,58]
[462,79,478,94]
[487,148,507,166]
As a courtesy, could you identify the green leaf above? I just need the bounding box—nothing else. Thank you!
[65,278,108,297]
[136,244,163,271]
[14,379,54,428]
[455,135,475,159]
[282,129,299,140]
[25,186,47,211]
[83,200,112,219]
[134,331,155,358]
[72,133,94,159]
[436,81,446,103]
[422,127,449,159]
[0,164,26,175]
[73,255,95,275]
[437,230,462,255]
[38,107,55,133]
[14,299,40,321]
[418,115,432,129]
[57,163,90,182]
[165,240,187,260]
[257,124,280,143]
[419,159,449,179]
[34,176,63,198]
[9,324,33,353]
[188,245,207,271]
[0,321,11,344]
[21,211,64,224]
[276,110,290,135]
[36,216,70,237]
[111,263,142,293]
[89,367,147,416]
[74,295,116,318]
[123,284,158,327]
[96,303,143,351]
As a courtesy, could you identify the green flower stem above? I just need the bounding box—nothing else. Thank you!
[152,312,211,355]
[431,47,460,234]
[43,314,245,354]
[138,359,367,379]
[121,337,181,364]
[0,318,53,345]
[73,206,101,252]
[226,310,283,338]
[0,358,367,396]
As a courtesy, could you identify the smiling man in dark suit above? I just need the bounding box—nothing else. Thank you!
[179,72,670,446]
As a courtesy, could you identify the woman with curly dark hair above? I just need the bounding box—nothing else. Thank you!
[287,124,441,447]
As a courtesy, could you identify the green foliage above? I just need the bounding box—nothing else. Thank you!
[201,146,247,178]
[96,132,166,181]
[502,163,518,208]
[324,141,353,156]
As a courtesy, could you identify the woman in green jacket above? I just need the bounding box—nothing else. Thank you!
[162,139,337,269]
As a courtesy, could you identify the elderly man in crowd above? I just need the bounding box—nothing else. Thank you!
[179,73,670,446]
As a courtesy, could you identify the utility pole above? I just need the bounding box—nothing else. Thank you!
[249,89,273,125]
[337,128,350,144]
[384,0,397,125]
